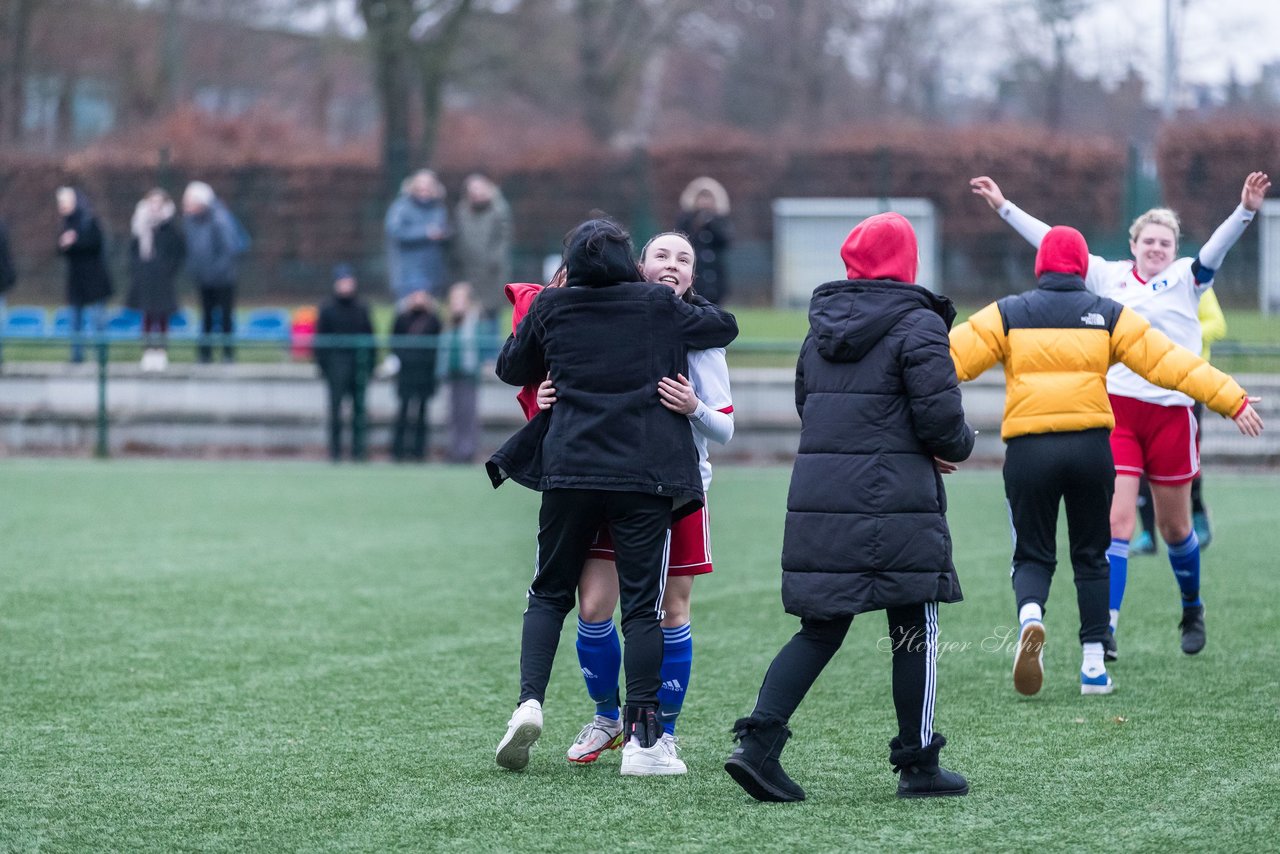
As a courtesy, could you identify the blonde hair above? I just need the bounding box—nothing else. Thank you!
[1129,208,1180,244]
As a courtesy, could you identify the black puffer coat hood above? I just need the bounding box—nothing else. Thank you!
[780,278,974,620]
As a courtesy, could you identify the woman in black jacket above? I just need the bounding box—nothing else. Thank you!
[725,213,975,803]
[489,218,738,776]
[57,186,114,363]
[128,188,186,371]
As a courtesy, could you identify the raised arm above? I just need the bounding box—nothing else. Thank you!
[971,176,1051,248]
[1194,171,1271,286]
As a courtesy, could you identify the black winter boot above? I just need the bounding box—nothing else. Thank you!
[622,704,662,749]
[724,716,806,802]
[892,735,969,798]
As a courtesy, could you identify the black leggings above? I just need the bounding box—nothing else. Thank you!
[1004,429,1114,644]
[752,603,938,750]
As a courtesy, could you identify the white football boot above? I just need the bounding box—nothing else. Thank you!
[567,715,624,764]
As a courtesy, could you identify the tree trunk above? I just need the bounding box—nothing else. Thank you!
[413,0,474,167]
[3,0,40,144]
[360,0,416,198]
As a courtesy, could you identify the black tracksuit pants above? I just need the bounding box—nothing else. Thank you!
[519,488,672,709]
[752,603,940,750]
[1004,428,1114,645]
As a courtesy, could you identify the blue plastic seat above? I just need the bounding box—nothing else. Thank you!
[168,308,195,339]
[239,308,291,343]
[105,308,143,339]
[2,305,47,337]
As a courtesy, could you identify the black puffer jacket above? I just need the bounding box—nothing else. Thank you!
[59,202,114,307]
[781,279,975,619]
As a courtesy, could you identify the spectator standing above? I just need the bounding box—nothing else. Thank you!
[0,219,15,367]
[182,181,245,363]
[676,177,733,304]
[385,170,451,300]
[314,265,376,462]
[391,289,442,462]
[128,188,186,372]
[452,173,513,316]
[56,187,114,364]
[438,281,483,463]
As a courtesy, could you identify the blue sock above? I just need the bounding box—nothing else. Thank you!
[657,623,693,736]
[1167,531,1201,608]
[1107,538,1130,619]
[575,617,620,720]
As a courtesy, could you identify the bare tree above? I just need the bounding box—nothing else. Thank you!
[0,0,44,143]
[358,0,475,192]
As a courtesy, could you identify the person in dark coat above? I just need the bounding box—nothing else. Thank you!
[56,186,114,363]
[128,188,186,371]
[314,265,376,462]
[675,177,733,304]
[724,212,975,804]
[390,289,442,461]
[182,181,244,363]
[487,218,738,776]
[0,219,16,367]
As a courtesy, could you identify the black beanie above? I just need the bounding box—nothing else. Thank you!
[563,219,637,288]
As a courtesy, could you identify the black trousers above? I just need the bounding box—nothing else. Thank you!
[198,286,236,362]
[1004,429,1114,644]
[325,374,366,461]
[392,390,431,460]
[752,603,940,750]
[519,489,672,709]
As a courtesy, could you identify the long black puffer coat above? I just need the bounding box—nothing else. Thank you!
[781,278,975,620]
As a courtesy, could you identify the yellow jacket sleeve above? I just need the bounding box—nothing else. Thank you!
[1198,289,1227,360]
[950,302,1007,381]
[1110,307,1246,418]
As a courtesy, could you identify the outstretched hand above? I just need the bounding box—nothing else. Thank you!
[1242,172,1271,212]
[1234,396,1264,437]
[658,373,699,415]
[934,458,959,474]
[970,176,1006,211]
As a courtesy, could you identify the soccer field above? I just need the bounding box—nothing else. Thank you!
[2,461,1278,852]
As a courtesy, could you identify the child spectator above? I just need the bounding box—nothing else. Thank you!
[391,289,442,461]
[314,265,376,462]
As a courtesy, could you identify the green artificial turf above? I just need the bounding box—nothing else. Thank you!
[1,462,1277,852]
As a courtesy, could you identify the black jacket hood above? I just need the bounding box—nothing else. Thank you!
[809,279,956,363]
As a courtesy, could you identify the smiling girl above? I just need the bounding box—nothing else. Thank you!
[534,232,733,774]
[971,172,1270,659]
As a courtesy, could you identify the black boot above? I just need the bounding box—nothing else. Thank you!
[724,716,806,802]
[892,735,969,798]
[622,704,662,749]
[1179,605,1206,655]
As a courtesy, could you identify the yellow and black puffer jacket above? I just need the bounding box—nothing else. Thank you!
[950,273,1248,440]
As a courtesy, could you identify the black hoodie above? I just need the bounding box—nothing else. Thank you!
[780,279,975,620]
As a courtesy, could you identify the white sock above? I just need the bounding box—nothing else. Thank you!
[1082,642,1105,677]
[1109,608,1120,632]
[1018,603,1043,625]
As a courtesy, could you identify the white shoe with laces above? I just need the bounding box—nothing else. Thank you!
[496,699,543,771]
[620,731,687,776]
[567,715,624,764]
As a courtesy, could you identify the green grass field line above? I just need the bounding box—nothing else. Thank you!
[1,462,1277,851]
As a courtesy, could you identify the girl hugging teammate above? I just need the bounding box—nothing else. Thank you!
[503,231,733,776]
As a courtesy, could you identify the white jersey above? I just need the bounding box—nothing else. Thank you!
[687,347,733,490]
[1084,255,1207,407]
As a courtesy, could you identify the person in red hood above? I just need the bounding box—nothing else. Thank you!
[725,212,975,803]
[951,226,1261,698]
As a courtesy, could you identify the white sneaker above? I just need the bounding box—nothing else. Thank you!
[567,715,624,764]
[496,699,543,771]
[154,349,168,371]
[140,349,156,371]
[620,732,687,776]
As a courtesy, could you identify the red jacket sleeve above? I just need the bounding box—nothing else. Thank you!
[506,283,544,421]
